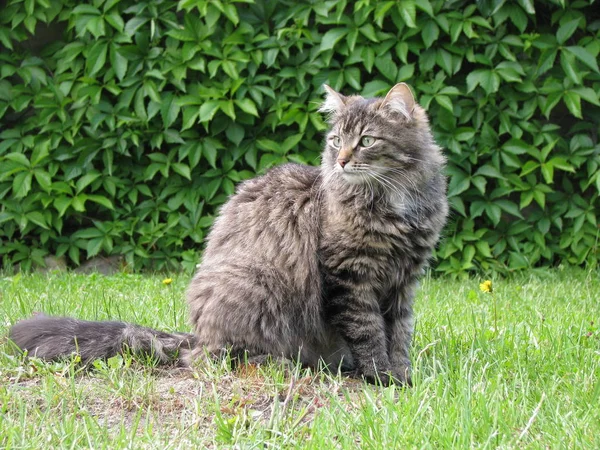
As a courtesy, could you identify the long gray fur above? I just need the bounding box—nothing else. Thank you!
[9,315,196,364]
[9,83,447,385]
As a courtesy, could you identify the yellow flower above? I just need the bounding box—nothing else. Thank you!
[162,278,173,285]
[479,280,493,293]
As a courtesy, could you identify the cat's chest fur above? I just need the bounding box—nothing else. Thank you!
[318,191,424,291]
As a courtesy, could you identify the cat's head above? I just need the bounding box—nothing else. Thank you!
[319,83,444,189]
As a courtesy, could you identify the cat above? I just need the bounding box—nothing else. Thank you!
[9,83,448,385]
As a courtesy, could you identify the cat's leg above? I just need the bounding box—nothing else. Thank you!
[187,266,313,368]
[325,282,394,385]
[385,283,416,386]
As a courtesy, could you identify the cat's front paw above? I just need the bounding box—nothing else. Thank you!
[391,367,412,387]
[360,368,412,387]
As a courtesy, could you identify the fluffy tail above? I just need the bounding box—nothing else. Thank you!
[8,314,197,365]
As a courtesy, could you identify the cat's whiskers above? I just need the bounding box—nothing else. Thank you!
[355,164,425,224]
[376,172,424,222]
[358,171,376,214]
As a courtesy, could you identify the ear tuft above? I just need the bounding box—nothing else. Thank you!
[319,85,347,115]
[379,83,415,120]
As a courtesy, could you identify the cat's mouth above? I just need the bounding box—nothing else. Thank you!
[336,165,371,185]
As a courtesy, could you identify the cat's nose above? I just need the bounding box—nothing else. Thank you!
[337,158,349,168]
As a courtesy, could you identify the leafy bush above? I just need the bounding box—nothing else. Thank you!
[0,0,598,273]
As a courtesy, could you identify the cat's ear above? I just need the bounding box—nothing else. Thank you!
[380,83,415,120]
[319,85,347,115]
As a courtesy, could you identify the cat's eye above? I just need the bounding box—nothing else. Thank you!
[360,136,376,147]
[331,136,341,148]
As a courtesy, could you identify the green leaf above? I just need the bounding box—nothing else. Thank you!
[172,162,191,180]
[5,152,31,167]
[547,157,574,172]
[359,24,379,42]
[105,12,125,32]
[225,123,244,146]
[520,161,540,176]
[161,96,181,129]
[344,67,362,90]
[72,5,101,15]
[485,204,502,225]
[362,80,391,97]
[320,28,348,52]
[564,46,600,73]
[475,164,504,179]
[496,200,524,219]
[475,240,492,258]
[54,196,72,217]
[516,0,535,14]
[541,163,554,184]
[556,18,580,45]
[573,87,600,106]
[219,100,236,120]
[182,107,199,131]
[26,211,49,230]
[563,91,582,118]
[220,3,239,25]
[31,140,50,166]
[421,20,439,48]
[87,238,104,258]
[560,50,582,85]
[199,101,220,122]
[86,41,108,77]
[257,138,282,153]
[87,195,114,210]
[398,0,417,28]
[508,252,529,269]
[503,138,531,155]
[466,69,487,93]
[124,17,149,36]
[203,142,218,168]
[433,95,452,112]
[13,172,32,198]
[76,172,101,193]
[86,16,106,38]
[33,170,52,191]
[110,45,128,81]
[235,99,259,117]
[374,54,398,82]
[281,134,303,153]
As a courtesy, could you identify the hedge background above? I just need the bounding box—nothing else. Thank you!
[0,0,598,274]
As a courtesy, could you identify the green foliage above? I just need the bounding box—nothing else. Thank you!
[0,0,598,273]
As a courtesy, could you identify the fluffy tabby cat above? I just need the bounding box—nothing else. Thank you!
[9,83,448,385]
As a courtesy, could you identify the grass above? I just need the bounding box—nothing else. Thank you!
[1,268,599,449]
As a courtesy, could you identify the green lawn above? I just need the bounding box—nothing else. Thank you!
[1,269,599,449]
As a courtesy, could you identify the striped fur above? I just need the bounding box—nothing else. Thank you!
[187,84,448,384]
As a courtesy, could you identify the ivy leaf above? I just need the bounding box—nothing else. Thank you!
[13,172,32,198]
[124,17,149,36]
[235,99,259,117]
[199,101,220,122]
[172,163,192,180]
[374,54,398,82]
[564,46,600,73]
[398,0,417,28]
[161,95,181,129]
[26,211,49,229]
[110,45,128,81]
[516,0,535,14]
[320,28,348,52]
[563,91,582,118]
[421,21,439,48]
[556,18,580,45]
[87,195,114,210]
[86,41,108,77]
